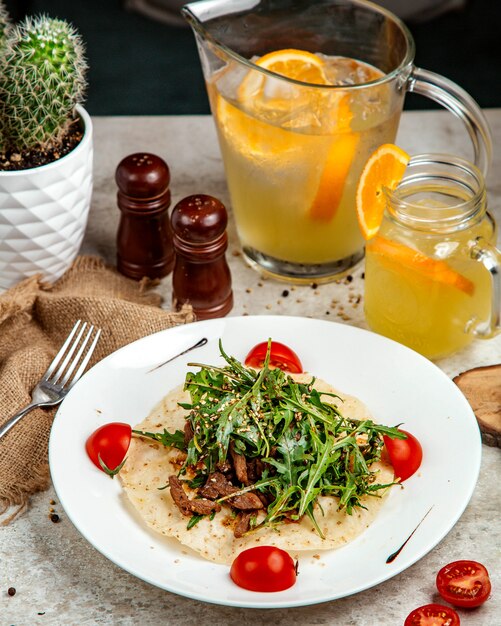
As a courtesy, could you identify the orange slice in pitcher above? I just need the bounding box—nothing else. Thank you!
[308,131,359,221]
[216,95,298,157]
[356,144,410,240]
[367,235,475,296]
[238,49,329,102]
[307,93,358,221]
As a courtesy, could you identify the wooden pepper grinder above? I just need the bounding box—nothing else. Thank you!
[171,194,233,319]
[116,153,175,280]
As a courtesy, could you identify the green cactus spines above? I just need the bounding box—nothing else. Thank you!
[0,15,87,152]
[0,1,10,48]
[0,2,10,151]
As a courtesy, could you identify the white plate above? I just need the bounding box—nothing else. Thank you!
[49,316,481,608]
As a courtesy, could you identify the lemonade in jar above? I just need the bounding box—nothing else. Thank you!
[361,154,501,359]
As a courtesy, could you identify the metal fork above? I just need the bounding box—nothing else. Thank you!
[0,320,101,440]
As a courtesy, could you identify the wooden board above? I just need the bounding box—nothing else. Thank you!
[454,364,501,448]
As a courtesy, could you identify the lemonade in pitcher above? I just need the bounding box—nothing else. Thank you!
[208,51,402,279]
[184,0,492,281]
[362,155,501,359]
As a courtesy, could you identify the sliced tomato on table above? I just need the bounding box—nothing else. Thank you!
[383,428,423,481]
[86,422,131,477]
[230,546,297,592]
[245,341,303,373]
[437,560,491,608]
[404,603,460,626]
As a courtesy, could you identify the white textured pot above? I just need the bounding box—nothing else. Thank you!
[0,104,93,289]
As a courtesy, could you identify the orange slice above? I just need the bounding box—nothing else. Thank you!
[356,144,410,240]
[238,48,329,102]
[303,90,358,222]
[216,95,298,157]
[367,235,475,296]
[308,131,359,221]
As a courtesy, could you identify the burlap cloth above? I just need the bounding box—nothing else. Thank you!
[0,256,195,523]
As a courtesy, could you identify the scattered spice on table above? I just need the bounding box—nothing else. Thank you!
[282,289,289,297]
[50,513,60,523]
[7,587,16,596]
[311,282,318,289]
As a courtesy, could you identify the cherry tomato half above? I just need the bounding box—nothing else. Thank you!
[245,341,303,373]
[383,429,423,481]
[230,546,297,592]
[437,560,491,608]
[404,603,460,626]
[86,422,131,477]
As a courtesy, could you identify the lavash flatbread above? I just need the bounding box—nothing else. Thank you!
[119,374,394,564]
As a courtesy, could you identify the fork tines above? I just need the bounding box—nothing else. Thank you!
[45,320,102,388]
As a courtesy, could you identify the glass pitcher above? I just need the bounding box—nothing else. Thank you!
[364,154,501,360]
[183,0,492,282]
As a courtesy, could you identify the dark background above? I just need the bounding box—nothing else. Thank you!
[4,0,500,115]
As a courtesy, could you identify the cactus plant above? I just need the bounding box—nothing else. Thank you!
[0,15,87,153]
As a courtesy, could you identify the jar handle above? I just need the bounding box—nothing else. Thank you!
[469,237,501,338]
[407,67,492,177]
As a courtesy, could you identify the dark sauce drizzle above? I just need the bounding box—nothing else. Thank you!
[148,338,208,372]
[386,505,434,564]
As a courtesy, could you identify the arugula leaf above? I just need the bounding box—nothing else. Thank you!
[187,514,204,529]
[132,428,186,450]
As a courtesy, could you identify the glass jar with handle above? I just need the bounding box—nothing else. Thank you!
[364,154,501,359]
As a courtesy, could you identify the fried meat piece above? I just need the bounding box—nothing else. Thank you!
[169,475,221,517]
[198,471,264,510]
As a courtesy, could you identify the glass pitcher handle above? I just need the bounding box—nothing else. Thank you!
[468,237,501,338]
[407,67,492,177]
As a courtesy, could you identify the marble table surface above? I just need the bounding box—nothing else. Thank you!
[2,110,501,625]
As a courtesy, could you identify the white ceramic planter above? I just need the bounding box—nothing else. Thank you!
[0,104,93,289]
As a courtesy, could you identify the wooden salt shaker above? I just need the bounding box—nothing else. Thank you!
[116,153,175,280]
[171,194,233,319]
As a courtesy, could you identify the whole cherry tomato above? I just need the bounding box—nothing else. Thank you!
[86,422,131,477]
[245,341,303,373]
[383,429,423,481]
[230,546,297,592]
[437,560,491,608]
[404,603,460,626]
